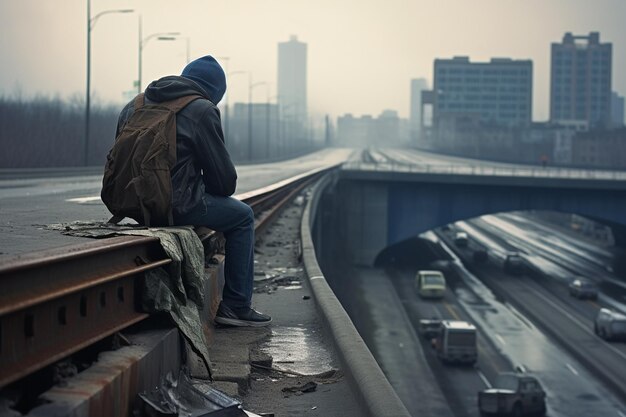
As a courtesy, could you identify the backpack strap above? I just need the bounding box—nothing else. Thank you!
[133,93,145,111]
[163,94,204,113]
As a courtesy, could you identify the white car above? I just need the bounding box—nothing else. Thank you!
[454,231,469,247]
[595,308,626,340]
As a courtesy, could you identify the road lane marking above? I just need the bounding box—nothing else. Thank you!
[523,283,626,361]
[443,301,460,320]
[66,196,101,203]
[477,369,492,388]
[495,333,507,345]
[477,344,501,374]
[617,410,625,417]
[565,363,579,376]
[309,276,324,281]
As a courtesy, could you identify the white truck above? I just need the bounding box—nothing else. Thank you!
[433,320,477,365]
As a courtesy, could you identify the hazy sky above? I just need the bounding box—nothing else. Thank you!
[1,0,625,121]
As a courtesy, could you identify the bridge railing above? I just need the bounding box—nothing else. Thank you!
[341,161,626,181]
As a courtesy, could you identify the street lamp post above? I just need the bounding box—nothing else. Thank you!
[85,1,133,166]
[248,76,266,161]
[137,16,179,94]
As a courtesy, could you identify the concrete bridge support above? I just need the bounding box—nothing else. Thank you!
[328,172,626,266]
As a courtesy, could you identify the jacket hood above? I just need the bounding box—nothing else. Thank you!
[180,55,227,105]
[144,76,212,103]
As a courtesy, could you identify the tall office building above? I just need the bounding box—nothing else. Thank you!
[429,56,532,127]
[410,78,428,137]
[277,35,307,128]
[550,32,612,129]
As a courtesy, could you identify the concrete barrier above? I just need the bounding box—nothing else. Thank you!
[300,173,411,417]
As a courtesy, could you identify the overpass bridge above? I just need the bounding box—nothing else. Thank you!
[329,148,626,265]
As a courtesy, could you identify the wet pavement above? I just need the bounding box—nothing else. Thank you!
[431,229,626,416]
[209,189,363,417]
[0,148,355,259]
[459,214,626,315]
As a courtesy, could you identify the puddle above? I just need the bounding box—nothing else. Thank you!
[259,326,334,376]
[281,285,303,290]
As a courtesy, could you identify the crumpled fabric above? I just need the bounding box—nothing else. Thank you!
[46,221,211,378]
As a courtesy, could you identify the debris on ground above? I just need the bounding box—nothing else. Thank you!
[136,371,247,417]
[281,381,317,396]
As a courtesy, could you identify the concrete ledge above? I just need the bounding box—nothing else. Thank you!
[300,174,411,417]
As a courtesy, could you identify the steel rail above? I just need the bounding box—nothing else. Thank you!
[0,165,336,390]
[0,236,169,388]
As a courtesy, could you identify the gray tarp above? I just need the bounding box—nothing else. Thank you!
[47,221,212,378]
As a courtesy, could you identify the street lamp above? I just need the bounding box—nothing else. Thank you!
[248,76,267,161]
[137,16,179,94]
[85,1,133,166]
[170,36,192,64]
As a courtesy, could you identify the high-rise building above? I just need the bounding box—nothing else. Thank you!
[550,32,612,129]
[410,78,428,137]
[277,35,307,129]
[611,92,624,128]
[427,56,532,128]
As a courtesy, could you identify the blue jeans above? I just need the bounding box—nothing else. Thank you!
[173,194,254,310]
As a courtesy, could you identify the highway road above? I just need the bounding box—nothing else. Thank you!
[429,215,626,411]
[0,148,354,259]
[310,147,626,417]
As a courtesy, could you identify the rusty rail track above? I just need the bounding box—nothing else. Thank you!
[0,166,333,390]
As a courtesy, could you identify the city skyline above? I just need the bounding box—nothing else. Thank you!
[1,0,626,120]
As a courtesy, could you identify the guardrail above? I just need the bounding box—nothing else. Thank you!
[342,161,626,181]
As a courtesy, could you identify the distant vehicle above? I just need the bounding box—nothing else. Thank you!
[568,278,598,300]
[478,373,546,417]
[434,320,477,365]
[415,270,446,299]
[594,308,626,341]
[418,318,442,339]
[454,231,469,247]
[503,253,524,275]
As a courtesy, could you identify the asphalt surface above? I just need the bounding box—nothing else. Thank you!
[0,148,354,259]
[434,225,626,416]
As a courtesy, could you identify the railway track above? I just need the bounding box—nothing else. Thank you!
[0,166,334,393]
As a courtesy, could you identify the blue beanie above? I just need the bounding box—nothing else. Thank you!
[181,55,226,104]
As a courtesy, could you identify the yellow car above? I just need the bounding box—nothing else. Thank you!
[415,270,446,299]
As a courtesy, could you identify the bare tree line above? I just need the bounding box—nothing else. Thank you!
[0,95,120,168]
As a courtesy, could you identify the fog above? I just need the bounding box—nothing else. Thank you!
[1,0,625,120]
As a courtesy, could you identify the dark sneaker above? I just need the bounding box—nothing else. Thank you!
[215,302,272,327]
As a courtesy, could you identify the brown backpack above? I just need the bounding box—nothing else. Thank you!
[101,93,201,226]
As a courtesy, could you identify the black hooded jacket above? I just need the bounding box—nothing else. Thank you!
[116,76,237,218]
